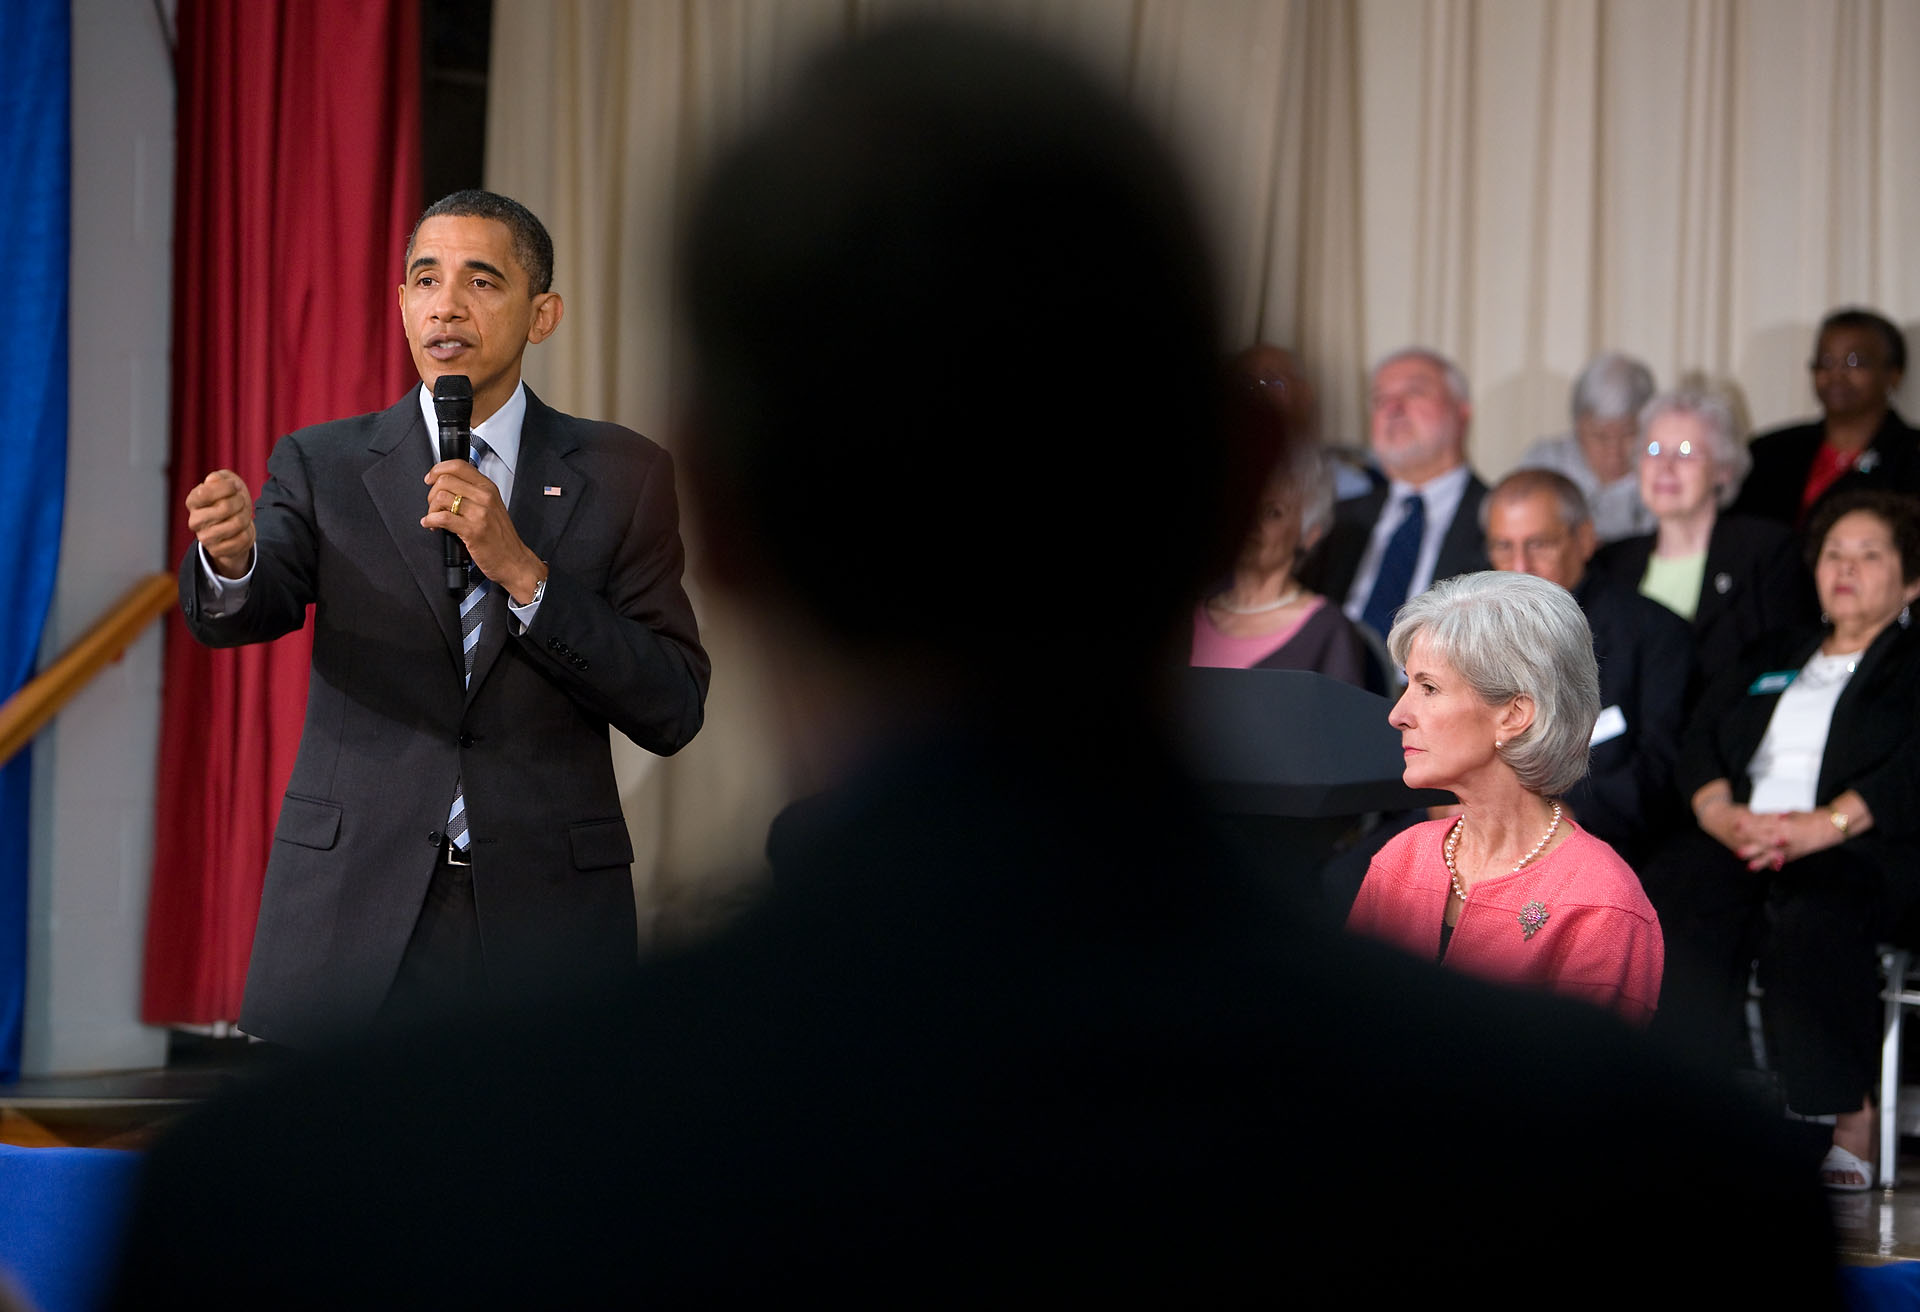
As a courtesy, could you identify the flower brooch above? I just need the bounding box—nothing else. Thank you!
[1518,901,1550,941]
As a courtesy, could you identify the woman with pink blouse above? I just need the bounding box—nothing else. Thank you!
[1190,438,1366,684]
[1346,571,1664,1024]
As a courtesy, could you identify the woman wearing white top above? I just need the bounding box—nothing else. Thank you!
[1645,489,1920,1189]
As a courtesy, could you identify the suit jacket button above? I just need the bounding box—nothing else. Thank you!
[458,733,476,748]
[428,830,443,846]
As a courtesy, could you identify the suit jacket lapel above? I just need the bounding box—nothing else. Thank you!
[464,389,583,704]
[1434,476,1489,581]
[1694,521,1737,640]
[1313,486,1386,601]
[363,393,466,678]
[1815,625,1897,802]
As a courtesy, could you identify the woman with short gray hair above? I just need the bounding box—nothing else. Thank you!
[1588,388,1816,681]
[1346,571,1664,1023]
[1516,352,1658,543]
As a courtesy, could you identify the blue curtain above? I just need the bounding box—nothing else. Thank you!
[0,0,71,1082]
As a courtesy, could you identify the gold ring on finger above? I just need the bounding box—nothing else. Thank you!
[450,494,464,516]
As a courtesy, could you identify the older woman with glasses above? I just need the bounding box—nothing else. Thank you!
[1588,389,1816,685]
[1346,571,1663,1023]
[1732,307,1920,529]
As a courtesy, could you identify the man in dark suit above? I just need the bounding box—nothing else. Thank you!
[1485,469,1692,867]
[1303,347,1489,639]
[113,22,1839,1307]
[179,190,709,1047]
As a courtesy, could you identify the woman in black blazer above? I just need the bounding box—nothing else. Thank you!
[1731,308,1919,530]
[1589,389,1816,686]
[1643,490,1920,1190]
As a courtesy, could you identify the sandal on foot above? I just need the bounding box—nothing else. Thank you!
[1822,1143,1876,1192]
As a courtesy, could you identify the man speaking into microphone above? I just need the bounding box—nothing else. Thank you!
[179,190,709,1047]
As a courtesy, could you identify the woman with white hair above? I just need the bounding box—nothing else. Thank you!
[1191,438,1367,684]
[1517,351,1658,543]
[1346,571,1664,1023]
[1588,388,1816,682]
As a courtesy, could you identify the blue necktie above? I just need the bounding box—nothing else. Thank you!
[1360,492,1425,639]
[445,435,491,855]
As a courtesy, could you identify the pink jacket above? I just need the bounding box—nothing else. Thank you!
[1347,819,1663,1025]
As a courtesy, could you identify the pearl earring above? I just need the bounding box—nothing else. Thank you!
[1902,604,1912,629]
[1494,740,1504,750]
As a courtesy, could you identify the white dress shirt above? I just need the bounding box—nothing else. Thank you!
[1746,649,1861,814]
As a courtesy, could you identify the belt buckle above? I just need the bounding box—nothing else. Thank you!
[445,839,472,867]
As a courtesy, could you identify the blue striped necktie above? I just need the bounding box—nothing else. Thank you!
[1360,491,1425,639]
[445,435,491,855]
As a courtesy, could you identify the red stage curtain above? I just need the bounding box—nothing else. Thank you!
[144,0,421,1026]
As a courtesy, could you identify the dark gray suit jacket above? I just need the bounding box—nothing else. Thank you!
[1567,572,1692,868]
[179,387,709,1047]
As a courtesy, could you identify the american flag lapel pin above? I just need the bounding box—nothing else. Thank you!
[543,485,563,496]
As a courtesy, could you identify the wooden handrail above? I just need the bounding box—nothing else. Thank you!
[0,572,176,768]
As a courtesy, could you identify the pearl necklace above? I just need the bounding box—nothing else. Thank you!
[1444,800,1562,903]
[1209,586,1302,615]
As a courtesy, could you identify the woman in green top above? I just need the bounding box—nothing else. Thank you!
[1588,389,1817,692]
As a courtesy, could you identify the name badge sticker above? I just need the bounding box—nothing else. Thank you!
[1590,704,1628,746]
[1748,670,1796,696]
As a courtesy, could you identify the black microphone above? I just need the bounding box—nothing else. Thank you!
[433,375,474,594]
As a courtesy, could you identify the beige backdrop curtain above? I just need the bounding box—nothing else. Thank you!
[484,0,1920,932]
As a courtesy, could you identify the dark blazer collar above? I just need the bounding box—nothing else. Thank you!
[504,387,585,567]
[1815,615,1914,797]
[364,395,464,675]
[1763,613,1912,708]
[1433,473,1489,582]
[1694,515,1744,632]
[1858,406,1919,470]
[367,388,424,454]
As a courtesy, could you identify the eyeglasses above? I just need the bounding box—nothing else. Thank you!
[1487,536,1569,560]
[1810,352,1882,372]
[1644,439,1701,460]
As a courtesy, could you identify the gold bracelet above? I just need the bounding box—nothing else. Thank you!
[1830,809,1851,838]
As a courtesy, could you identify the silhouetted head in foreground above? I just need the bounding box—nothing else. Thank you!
[682,20,1263,715]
